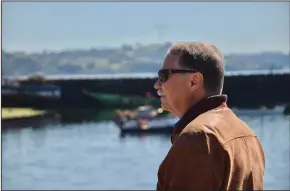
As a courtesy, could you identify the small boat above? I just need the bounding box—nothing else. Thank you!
[2,76,61,108]
[2,75,61,99]
[2,84,61,98]
[113,105,179,135]
[82,90,160,109]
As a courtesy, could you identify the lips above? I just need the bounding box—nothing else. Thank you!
[157,92,165,97]
[159,95,166,102]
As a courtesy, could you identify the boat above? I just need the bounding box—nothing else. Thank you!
[2,84,61,98]
[2,74,61,99]
[2,75,61,108]
[113,105,179,135]
[82,90,160,109]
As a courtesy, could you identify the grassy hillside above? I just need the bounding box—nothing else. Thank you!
[2,42,289,76]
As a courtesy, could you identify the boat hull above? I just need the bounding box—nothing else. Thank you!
[120,125,173,134]
[2,84,61,108]
[114,115,178,135]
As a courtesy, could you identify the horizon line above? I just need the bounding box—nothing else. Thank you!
[2,42,289,56]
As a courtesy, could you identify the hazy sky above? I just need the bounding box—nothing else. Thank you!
[2,2,289,54]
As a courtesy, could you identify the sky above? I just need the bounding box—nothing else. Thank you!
[2,2,289,54]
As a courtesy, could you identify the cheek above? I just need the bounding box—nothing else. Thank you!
[165,80,192,99]
[162,83,174,96]
[163,82,183,101]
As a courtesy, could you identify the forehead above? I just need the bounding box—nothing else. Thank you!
[161,53,181,69]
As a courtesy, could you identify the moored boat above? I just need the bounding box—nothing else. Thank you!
[82,90,160,109]
[2,73,61,98]
[113,105,178,135]
[2,84,61,98]
[2,75,62,108]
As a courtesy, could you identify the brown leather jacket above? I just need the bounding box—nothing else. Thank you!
[157,95,265,191]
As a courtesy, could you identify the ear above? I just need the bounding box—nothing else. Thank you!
[190,73,204,91]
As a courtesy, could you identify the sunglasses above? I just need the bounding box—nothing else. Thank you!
[158,69,199,83]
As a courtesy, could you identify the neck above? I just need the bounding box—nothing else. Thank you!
[174,97,203,118]
[173,94,228,136]
[175,92,207,118]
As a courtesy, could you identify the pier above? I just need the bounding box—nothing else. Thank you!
[2,69,290,109]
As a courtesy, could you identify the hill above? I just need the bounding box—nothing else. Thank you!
[2,42,289,76]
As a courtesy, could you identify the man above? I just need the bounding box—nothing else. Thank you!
[154,42,265,190]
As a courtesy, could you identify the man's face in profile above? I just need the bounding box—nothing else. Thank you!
[154,53,192,115]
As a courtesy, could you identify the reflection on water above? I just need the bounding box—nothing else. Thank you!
[2,108,290,189]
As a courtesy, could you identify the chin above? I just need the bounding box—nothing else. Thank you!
[161,102,171,112]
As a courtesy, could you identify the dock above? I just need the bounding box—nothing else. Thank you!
[2,69,290,109]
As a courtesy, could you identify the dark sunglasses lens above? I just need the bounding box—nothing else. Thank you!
[158,71,168,82]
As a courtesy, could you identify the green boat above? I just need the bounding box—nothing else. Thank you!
[82,89,160,109]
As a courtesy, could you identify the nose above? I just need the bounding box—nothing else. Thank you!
[154,79,161,90]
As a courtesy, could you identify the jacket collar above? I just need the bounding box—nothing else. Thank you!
[171,94,228,144]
